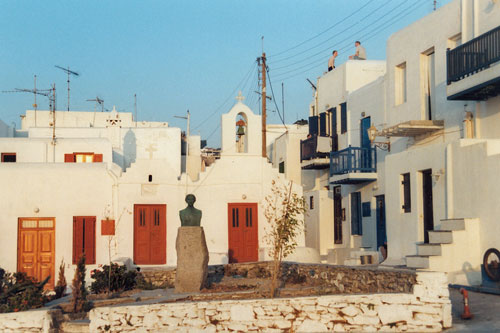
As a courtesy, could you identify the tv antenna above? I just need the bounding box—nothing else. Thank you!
[86,96,104,112]
[2,76,53,126]
[55,65,79,111]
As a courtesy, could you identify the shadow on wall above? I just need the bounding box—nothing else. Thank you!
[462,261,482,286]
[123,130,137,169]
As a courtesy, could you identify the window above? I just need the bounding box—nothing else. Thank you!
[351,192,362,235]
[401,173,411,213]
[65,153,103,163]
[395,62,407,105]
[319,112,327,136]
[73,216,96,264]
[279,161,285,174]
[308,116,319,136]
[422,48,435,120]
[309,196,314,210]
[340,103,347,134]
[1,153,16,162]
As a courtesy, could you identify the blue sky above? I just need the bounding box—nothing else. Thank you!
[1,0,452,147]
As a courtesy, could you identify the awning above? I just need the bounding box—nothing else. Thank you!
[378,120,444,137]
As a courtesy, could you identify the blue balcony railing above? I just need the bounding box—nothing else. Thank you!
[330,146,376,176]
[447,25,500,85]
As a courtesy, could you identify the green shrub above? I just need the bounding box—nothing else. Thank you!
[0,268,49,313]
[90,263,137,294]
[71,255,90,313]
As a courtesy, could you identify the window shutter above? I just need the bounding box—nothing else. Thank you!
[330,107,337,136]
[308,116,318,136]
[319,112,327,137]
[65,154,75,163]
[84,217,96,264]
[93,154,103,162]
[341,103,347,134]
[73,217,83,264]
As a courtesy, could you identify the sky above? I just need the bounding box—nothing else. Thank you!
[0,0,452,147]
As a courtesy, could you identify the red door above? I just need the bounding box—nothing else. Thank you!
[228,203,258,263]
[17,218,55,290]
[134,204,166,265]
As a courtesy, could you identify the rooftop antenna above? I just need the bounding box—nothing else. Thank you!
[87,96,104,126]
[174,110,190,195]
[134,93,137,127]
[2,78,52,127]
[55,65,79,111]
[433,0,437,11]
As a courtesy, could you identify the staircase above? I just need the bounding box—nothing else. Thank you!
[406,218,481,285]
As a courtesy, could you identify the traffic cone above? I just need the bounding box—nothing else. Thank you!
[460,288,473,320]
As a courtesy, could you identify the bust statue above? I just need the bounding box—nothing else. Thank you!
[179,194,202,227]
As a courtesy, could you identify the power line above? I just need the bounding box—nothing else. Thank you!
[265,66,286,128]
[270,0,426,82]
[191,61,256,131]
[270,0,414,74]
[268,0,377,59]
[268,0,394,66]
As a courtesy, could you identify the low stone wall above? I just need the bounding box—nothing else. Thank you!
[139,268,176,288]
[90,271,451,332]
[0,309,54,333]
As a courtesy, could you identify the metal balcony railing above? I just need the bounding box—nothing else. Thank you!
[447,25,500,85]
[330,146,377,176]
[300,135,330,162]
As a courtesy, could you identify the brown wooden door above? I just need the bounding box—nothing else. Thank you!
[228,203,258,263]
[17,218,55,290]
[134,204,166,265]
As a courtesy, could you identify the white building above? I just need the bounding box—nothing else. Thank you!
[0,97,315,290]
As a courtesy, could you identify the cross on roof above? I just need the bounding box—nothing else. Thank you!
[145,143,157,160]
[235,91,245,103]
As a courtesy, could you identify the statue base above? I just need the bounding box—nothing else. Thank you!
[175,226,209,293]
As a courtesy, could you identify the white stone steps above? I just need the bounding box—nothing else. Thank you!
[428,230,453,244]
[406,255,429,269]
[417,243,442,256]
[440,218,465,231]
[60,320,90,333]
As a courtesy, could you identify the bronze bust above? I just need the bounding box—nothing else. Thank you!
[179,194,202,227]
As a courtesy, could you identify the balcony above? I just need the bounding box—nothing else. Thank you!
[329,146,377,185]
[300,135,331,169]
[447,25,500,101]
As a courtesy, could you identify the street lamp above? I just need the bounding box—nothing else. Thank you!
[367,125,390,151]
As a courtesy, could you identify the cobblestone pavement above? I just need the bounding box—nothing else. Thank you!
[449,287,500,332]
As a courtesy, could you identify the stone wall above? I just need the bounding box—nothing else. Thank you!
[139,268,176,288]
[90,271,451,332]
[0,309,54,333]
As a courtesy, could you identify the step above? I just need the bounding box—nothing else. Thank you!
[60,320,90,333]
[406,255,430,269]
[440,218,465,231]
[428,230,453,244]
[417,243,442,256]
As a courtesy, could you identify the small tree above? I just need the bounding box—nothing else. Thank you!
[264,180,306,297]
[54,259,67,299]
[71,254,89,313]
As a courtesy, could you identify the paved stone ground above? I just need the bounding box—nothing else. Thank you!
[449,287,500,332]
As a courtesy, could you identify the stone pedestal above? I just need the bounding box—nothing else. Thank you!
[175,226,209,293]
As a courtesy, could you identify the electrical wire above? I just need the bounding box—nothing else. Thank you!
[271,0,427,82]
[268,0,393,66]
[268,0,378,59]
[271,0,417,77]
[191,61,257,131]
[265,66,286,128]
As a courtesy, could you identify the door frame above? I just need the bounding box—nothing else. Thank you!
[133,204,167,265]
[17,217,56,290]
[227,202,259,263]
[421,169,434,243]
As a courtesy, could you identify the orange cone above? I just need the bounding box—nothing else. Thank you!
[460,288,474,320]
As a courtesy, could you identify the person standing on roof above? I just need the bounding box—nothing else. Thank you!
[349,41,366,60]
[328,50,338,72]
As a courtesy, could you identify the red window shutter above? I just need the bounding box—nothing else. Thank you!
[73,217,84,264]
[93,154,103,162]
[101,219,115,235]
[65,154,75,163]
[84,218,96,264]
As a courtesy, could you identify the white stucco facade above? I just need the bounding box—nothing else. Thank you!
[0,99,312,288]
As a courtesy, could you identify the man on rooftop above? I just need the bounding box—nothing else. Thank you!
[328,50,338,72]
[349,41,366,60]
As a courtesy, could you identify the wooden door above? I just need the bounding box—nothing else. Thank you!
[376,195,387,248]
[228,203,258,263]
[17,218,55,290]
[333,187,343,244]
[134,204,166,265]
[422,169,434,243]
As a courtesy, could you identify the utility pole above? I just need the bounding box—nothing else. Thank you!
[282,82,285,125]
[261,52,267,158]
